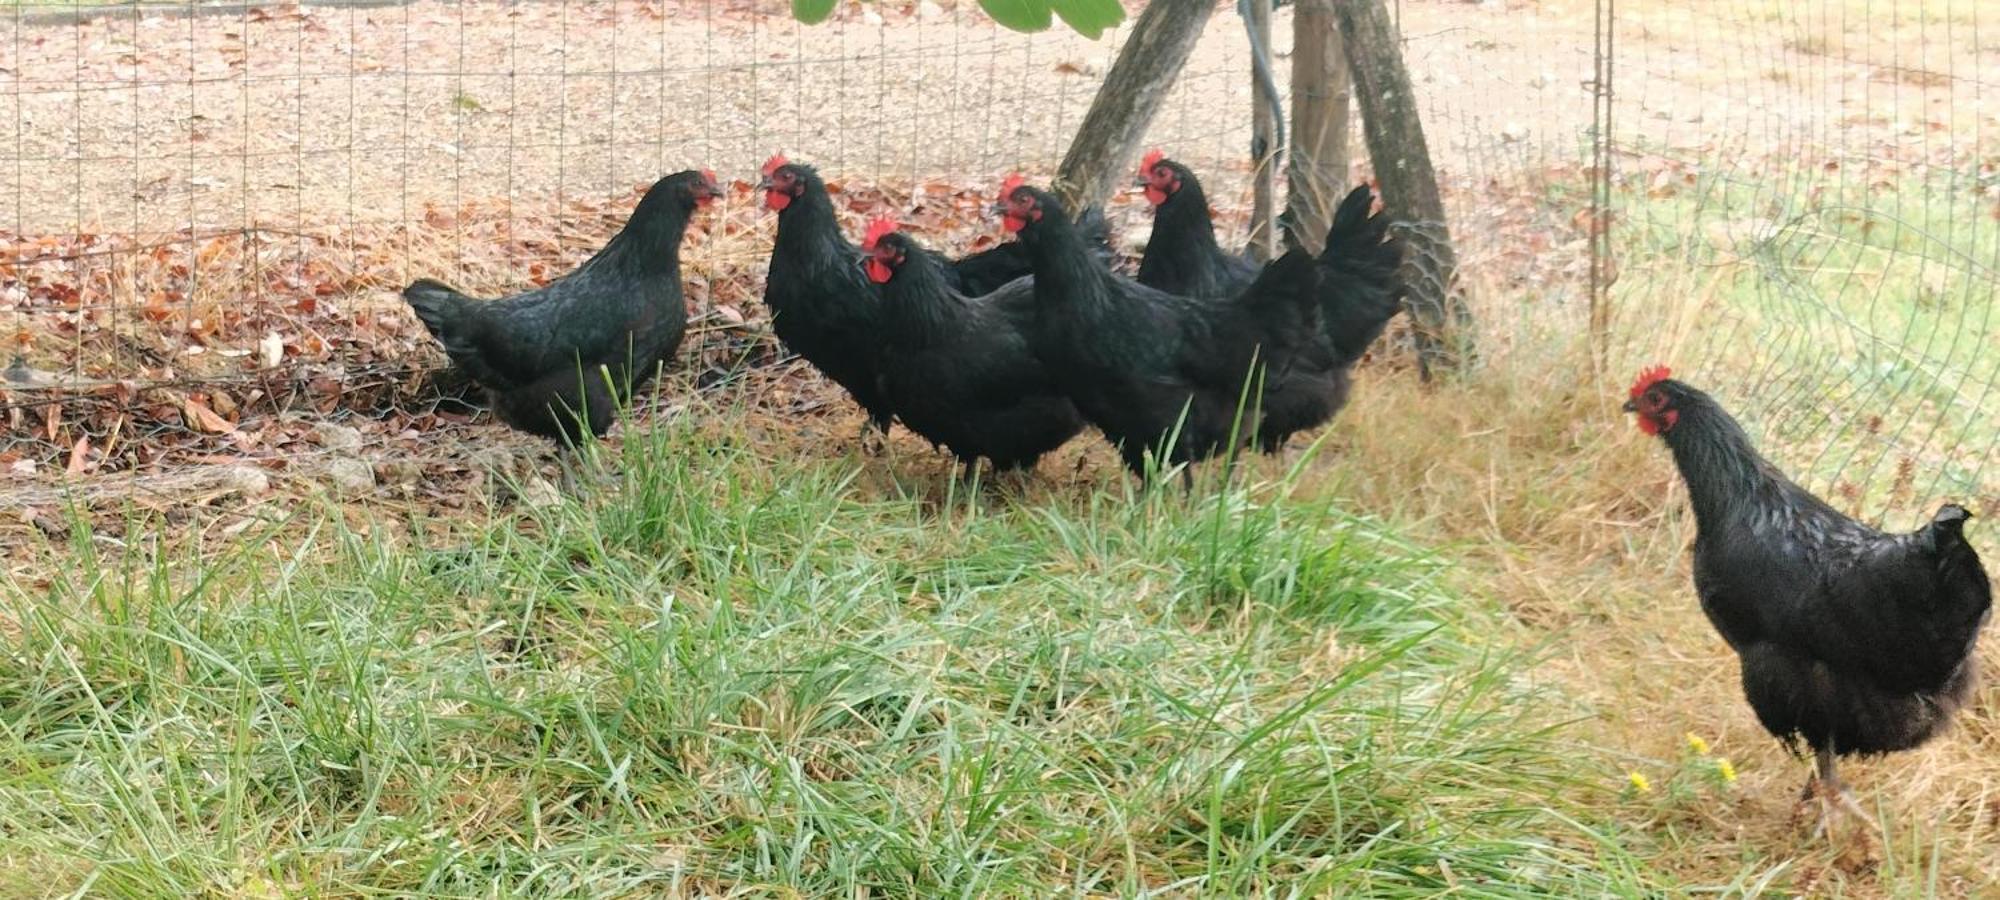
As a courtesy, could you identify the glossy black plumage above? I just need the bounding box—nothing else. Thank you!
[759,160,1115,439]
[1137,160,1404,450]
[1001,183,1323,476]
[1251,184,1407,450]
[1634,377,1991,763]
[402,170,716,445]
[759,162,896,435]
[1134,158,1260,300]
[867,230,1084,473]
[945,205,1116,296]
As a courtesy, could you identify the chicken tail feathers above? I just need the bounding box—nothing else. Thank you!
[402,278,525,388]
[401,278,472,341]
[1933,503,1973,536]
[1238,247,1321,322]
[1316,184,1406,364]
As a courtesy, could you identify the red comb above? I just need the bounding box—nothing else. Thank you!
[861,216,899,251]
[761,154,788,177]
[1629,365,1672,399]
[1141,148,1164,172]
[998,173,1026,203]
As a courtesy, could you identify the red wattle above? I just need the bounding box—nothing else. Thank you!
[1002,214,1025,233]
[1144,186,1167,207]
[865,258,893,284]
[764,189,791,212]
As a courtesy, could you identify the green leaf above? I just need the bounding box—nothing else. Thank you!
[979,0,1053,33]
[1050,0,1124,39]
[792,0,838,25]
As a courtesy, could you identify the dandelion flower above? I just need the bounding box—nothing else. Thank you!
[1715,758,1737,784]
[1627,771,1652,793]
[1685,732,1710,755]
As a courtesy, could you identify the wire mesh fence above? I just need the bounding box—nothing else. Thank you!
[0,0,1992,528]
[1584,0,1997,529]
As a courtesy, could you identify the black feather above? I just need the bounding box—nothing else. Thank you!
[1647,378,1992,759]
[872,230,1084,473]
[400,169,707,445]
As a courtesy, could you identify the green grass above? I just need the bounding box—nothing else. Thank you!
[0,409,1670,897]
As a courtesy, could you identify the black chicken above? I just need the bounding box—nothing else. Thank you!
[1625,366,1992,834]
[758,155,897,447]
[996,176,1323,477]
[758,155,1115,448]
[860,217,1085,476]
[1134,150,1260,299]
[1135,154,1403,450]
[402,169,721,447]
[946,204,1118,296]
[1251,182,1405,451]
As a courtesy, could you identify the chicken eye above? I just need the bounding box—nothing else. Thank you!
[1646,389,1666,407]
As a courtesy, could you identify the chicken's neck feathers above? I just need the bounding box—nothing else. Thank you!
[1666,400,1865,548]
[881,249,963,341]
[772,188,854,269]
[1154,191,1225,255]
[1023,214,1114,316]
[581,199,691,279]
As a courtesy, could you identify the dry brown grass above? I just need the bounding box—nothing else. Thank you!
[1317,290,2000,894]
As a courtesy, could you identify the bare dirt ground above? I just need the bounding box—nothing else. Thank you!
[3,0,1986,233]
[1,2,1998,891]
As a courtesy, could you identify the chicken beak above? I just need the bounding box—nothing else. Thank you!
[753,177,772,192]
[1620,398,1638,413]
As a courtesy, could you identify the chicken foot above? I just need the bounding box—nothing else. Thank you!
[1792,747,1883,842]
[857,419,889,457]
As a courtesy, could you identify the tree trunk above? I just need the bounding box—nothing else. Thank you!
[1245,0,1278,262]
[1335,0,1471,378]
[1053,0,1216,214]
[1284,0,1349,256]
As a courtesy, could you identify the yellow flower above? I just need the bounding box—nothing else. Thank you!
[1685,732,1710,756]
[1715,758,1737,784]
[1627,771,1652,793]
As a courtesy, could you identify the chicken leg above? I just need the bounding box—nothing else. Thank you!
[1794,746,1883,841]
[857,418,888,457]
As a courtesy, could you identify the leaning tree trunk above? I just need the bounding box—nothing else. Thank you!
[1053,0,1215,214]
[1284,0,1350,256]
[1335,0,1472,379]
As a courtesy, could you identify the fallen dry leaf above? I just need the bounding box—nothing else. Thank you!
[181,394,238,435]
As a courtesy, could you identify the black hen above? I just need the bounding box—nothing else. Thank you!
[758,155,896,442]
[944,205,1118,296]
[402,169,721,445]
[1135,154,1405,450]
[1251,183,1406,451]
[997,176,1322,477]
[860,217,1084,475]
[1625,366,1991,833]
[757,155,1107,444]
[1134,151,1260,299]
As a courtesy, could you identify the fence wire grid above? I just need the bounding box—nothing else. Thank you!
[0,0,1994,530]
